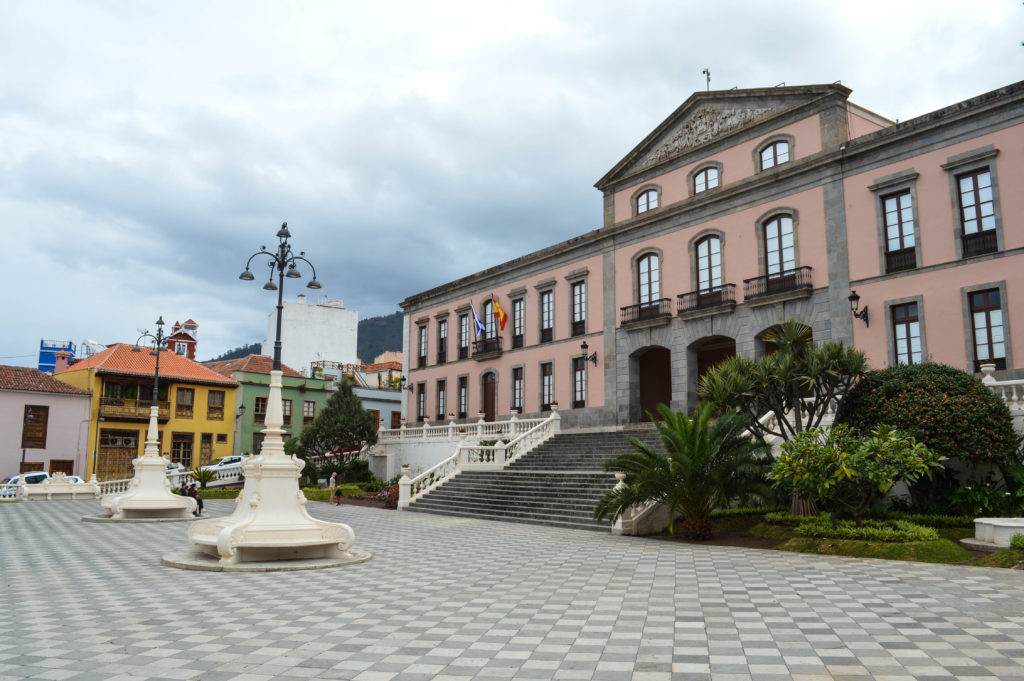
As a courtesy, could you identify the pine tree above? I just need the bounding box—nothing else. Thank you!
[297,380,378,459]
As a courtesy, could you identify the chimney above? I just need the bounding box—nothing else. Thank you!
[53,350,71,374]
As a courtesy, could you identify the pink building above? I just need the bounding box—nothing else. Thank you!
[400,81,1024,429]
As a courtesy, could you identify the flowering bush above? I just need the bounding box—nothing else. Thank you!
[835,362,1020,465]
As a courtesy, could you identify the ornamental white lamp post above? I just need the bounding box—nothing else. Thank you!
[98,316,197,520]
[185,223,364,567]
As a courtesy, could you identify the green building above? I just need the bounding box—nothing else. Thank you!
[206,355,334,455]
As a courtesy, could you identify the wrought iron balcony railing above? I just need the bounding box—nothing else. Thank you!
[677,284,736,313]
[472,337,502,358]
[962,230,997,258]
[743,266,812,300]
[620,298,672,325]
[885,247,916,273]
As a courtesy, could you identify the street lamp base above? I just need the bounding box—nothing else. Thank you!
[186,370,359,566]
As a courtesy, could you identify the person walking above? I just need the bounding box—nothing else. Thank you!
[329,471,337,504]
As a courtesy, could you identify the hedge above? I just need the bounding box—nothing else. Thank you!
[794,518,939,543]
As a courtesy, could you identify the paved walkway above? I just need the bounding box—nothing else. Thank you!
[2,500,1024,681]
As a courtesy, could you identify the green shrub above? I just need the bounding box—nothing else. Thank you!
[764,511,806,527]
[795,518,939,542]
[197,488,241,499]
[361,475,400,494]
[835,362,1020,465]
[710,507,784,518]
[868,511,975,528]
[1011,534,1024,550]
[770,424,943,522]
[301,487,332,501]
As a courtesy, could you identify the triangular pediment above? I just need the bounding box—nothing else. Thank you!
[596,84,851,189]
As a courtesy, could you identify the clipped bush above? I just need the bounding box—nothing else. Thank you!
[795,518,939,543]
[835,362,1020,465]
[710,507,784,519]
[764,511,805,527]
[868,511,974,528]
[1011,533,1024,550]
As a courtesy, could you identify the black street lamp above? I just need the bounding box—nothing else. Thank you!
[133,316,168,411]
[239,222,321,371]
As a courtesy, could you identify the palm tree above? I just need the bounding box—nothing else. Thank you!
[189,467,218,489]
[593,402,772,539]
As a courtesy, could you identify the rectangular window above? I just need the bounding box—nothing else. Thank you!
[216,433,228,444]
[171,433,194,468]
[252,432,265,455]
[540,290,553,343]
[764,215,796,277]
[512,299,524,348]
[571,281,586,337]
[254,396,268,424]
[891,303,922,365]
[21,405,48,449]
[541,362,553,411]
[416,384,425,421]
[207,390,225,420]
[176,388,194,418]
[437,380,447,420]
[883,191,916,273]
[958,169,997,256]
[282,398,292,426]
[437,319,448,364]
[512,367,524,411]
[458,376,468,419]
[175,342,187,355]
[458,314,470,359]
[303,400,316,425]
[970,289,1006,370]
[572,357,586,409]
[417,326,428,368]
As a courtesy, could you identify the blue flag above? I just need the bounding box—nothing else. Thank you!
[470,303,486,338]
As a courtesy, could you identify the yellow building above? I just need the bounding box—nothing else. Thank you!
[55,344,238,479]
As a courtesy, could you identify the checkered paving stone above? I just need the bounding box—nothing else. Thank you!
[2,501,1024,681]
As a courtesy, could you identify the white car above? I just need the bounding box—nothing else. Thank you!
[1,471,50,498]
[200,455,245,472]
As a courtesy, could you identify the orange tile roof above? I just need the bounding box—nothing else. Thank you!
[364,361,402,372]
[58,344,238,386]
[204,355,305,379]
[0,365,91,395]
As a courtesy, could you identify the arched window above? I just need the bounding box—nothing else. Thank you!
[763,215,795,276]
[482,299,496,338]
[760,140,790,170]
[694,167,719,194]
[636,189,659,214]
[695,235,722,291]
[637,253,660,305]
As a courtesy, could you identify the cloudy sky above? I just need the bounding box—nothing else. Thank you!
[1,1,1020,366]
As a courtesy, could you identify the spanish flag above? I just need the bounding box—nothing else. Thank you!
[492,295,508,331]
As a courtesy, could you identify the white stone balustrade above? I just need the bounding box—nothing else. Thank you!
[397,410,560,509]
[380,413,551,444]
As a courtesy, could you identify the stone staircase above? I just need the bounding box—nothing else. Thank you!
[407,426,663,531]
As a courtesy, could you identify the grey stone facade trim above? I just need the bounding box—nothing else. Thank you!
[629,183,663,218]
[507,286,526,298]
[753,133,796,173]
[533,278,556,290]
[564,267,589,282]
[883,294,927,367]
[960,280,1013,374]
[869,170,922,273]
[940,145,999,171]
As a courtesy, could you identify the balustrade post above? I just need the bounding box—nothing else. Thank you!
[397,465,411,510]
[550,405,561,434]
[476,413,485,437]
[422,416,430,439]
[448,419,456,439]
[980,363,997,385]
[457,434,468,466]
[611,472,628,535]
[400,421,407,442]
[509,409,518,434]
[495,442,506,467]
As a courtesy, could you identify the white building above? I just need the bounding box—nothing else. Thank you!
[262,294,359,375]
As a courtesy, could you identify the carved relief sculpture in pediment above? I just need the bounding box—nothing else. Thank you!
[637,107,775,170]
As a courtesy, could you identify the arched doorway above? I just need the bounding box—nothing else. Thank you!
[693,336,736,384]
[636,347,671,422]
[482,372,497,422]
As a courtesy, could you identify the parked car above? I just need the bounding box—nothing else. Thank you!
[166,462,186,475]
[1,471,50,498]
[200,455,246,472]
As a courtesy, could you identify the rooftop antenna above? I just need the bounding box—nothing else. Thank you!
[701,68,711,91]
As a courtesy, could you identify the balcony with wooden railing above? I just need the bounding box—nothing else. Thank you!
[98,397,170,422]
[743,266,812,305]
[885,247,916,273]
[620,298,672,328]
[206,405,225,421]
[677,284,736,319]
[962,230,997,258]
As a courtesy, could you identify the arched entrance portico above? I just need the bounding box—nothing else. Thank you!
[687,335,736,405]
[633,346,671,422]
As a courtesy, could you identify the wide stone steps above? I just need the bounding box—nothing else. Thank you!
[406,427,663,531]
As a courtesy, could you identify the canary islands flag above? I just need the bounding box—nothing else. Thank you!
[470,302,486,338]
[492,295,508,331]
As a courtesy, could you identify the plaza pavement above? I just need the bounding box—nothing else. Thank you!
[2,500,1024,681]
